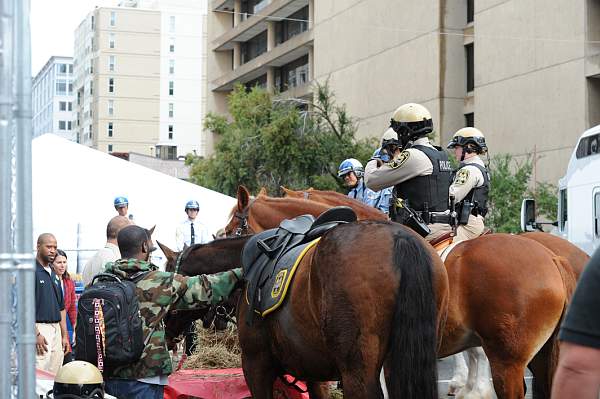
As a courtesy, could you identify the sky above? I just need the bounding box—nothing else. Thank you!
[30,0,118,76]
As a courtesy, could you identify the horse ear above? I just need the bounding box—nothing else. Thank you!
[157,241,176,263]
[147,225,156,236]
[308,187,314,191]
[183,243,189,251]
[281,186,292,196]
[258,187,267,197]
[237,185,251,210]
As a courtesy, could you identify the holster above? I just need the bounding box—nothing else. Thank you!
[391,198,431,238]
[457,201,474,225]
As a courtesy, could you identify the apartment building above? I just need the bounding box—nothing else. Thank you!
[32,56,76,140]
[206,0,600,184]
[74,0,207,159]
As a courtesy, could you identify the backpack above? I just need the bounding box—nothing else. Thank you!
[75,272,149,372]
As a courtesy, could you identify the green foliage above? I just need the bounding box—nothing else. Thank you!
[487,154,558,233]
[187,81,377,196]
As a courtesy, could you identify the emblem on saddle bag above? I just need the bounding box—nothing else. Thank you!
[271,270,287,298]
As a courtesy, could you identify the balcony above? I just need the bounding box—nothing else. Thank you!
[211,29,313,91]
[212,0,234,11]
[212,0,308,51]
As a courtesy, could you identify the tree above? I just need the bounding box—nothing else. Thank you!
[487,154,558,233]
[187,81,377,196]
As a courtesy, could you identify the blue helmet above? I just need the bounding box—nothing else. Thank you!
[185,200,200,210]
[372,148,391,163]
[337,158,364,178]
[113,196,128,208]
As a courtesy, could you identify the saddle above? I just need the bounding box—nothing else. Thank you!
[433,228,493,260]
[242,206,357,325]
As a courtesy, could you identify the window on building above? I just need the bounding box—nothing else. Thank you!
[241,31,268,64]
[110,11,116,27]
[168,124,174,139]
[169,38,175,53]
[59,101,67,111]
[109,55,115,71]
[67,121,72,130]
[68,64,73,74]
[58,121,66,130]
[56,81,67,95]
[88,124,93,139]
[89,81,93,95]
[58,63,68,74]
[108,100,114,116]
[169,81,174,95]
[89,59,94,74]
[275,6,309,45]
[169,103,174,117]
[466,43,474,92]
[244,74,267,91]
[108,78,114,93]
[169,16,176,32]
[275,55,309,92]
[467,0,474,23]
[465,113,474,127]
[68,83,73,94]
[156,145,177,160]
[68,102,73,111]
[169,59,175,74]
[91,15,95,30]
[109,33,115,48]
[107,122,113,137]
[108,144,113,152]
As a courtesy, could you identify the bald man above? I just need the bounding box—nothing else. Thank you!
[35,233,69,373]
[82,216,131,286]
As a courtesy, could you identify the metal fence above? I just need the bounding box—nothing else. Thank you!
[0,0,36,397]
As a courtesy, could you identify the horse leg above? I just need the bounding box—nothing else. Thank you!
[457,347,494,399]
[241,349,278,399]
[487,354,527,399]
[338,367,384,399]
[527,331,561,399]
[448,352,469,396]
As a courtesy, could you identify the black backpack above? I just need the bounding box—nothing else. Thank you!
[75,272,148,372]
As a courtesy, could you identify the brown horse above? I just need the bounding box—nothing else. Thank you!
[281,187,389,221]
[172,217,449,398]
[225,186,577,399]
[521,231,589,278]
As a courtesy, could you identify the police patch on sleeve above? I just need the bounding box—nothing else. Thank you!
[455,168,470,185]
[389,151,410,169]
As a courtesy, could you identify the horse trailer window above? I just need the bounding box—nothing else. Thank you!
[595,192,600,238]
[559,189,568,231]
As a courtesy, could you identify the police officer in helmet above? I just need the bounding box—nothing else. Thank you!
[365,103,453,239]
[47,361,105,398]
[113,197,129,219]
[337,158,392,215]
[447,127,490,243]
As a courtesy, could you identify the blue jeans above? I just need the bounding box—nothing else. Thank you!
[105,379,164,399]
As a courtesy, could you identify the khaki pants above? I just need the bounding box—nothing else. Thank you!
[454,215,485,244]
[36,322,64,374]
[426,223,453,242]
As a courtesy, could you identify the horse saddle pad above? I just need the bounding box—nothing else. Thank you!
[242,206,357,320]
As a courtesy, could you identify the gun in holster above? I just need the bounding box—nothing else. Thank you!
[390,197,431,238]
[456,200,475,225]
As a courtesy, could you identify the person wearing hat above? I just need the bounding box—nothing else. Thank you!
[365,105,453,240]
[447,127,490,243]
[175,200,211,251]
[337,157,392,215]
[113,196,130,219]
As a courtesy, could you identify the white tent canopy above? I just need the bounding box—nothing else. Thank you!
[32,134,236,272]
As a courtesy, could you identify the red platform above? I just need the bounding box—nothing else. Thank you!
[164,368,309,399]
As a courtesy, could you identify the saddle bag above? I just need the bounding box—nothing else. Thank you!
[75,272,147,372]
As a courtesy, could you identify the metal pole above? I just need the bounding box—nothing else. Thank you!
[0,0,16,396]
[14,0,36,397]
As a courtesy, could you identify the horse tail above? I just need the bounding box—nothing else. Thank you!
[530,255,577,399]
[388,228,438,399]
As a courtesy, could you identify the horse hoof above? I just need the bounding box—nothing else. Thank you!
[447,385,459,396]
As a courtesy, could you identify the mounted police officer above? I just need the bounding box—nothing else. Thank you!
[447,127,490,243]
[338,158,392,215]
[365,104,453,239]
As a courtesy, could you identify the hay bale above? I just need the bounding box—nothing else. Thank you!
[182,321,242,369]
[329,388,344,398]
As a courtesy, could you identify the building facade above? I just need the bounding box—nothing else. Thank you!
[74,0,208,159]
[32,56,76,140]
[206,0,599,184]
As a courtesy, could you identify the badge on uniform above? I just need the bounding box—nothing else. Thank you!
[389,151,410,169]
[455,169,470,185]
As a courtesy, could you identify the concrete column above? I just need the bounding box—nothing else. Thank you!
[308,45,314,81]
[233,42,241,69]
[267,21,276,51]
[266,66,275,93]
[308,0,314,29]
[234,0,241,26]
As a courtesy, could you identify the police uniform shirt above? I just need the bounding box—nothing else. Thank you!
[35,260,65,323]
[175,219,212,251]
[364,137,435,192]
[449,156,486,203]
[348,179,393,214]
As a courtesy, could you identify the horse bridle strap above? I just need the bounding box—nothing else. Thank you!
[233,198,256,236]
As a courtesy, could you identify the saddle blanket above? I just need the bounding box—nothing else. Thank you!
[245,238,320,317]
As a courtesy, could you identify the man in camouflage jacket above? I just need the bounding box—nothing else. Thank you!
[103,225,241,399]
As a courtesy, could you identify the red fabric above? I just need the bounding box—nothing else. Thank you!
[62,277,77,352]
[164,369,309,399]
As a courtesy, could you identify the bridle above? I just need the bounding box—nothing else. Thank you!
[231,198,256,236]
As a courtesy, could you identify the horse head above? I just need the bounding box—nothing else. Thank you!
[224,185,254,237]
[157,241,177,273]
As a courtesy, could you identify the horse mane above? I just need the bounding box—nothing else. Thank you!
[254,194,331,212]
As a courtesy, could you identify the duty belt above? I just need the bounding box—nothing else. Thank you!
[419,211,452,225]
